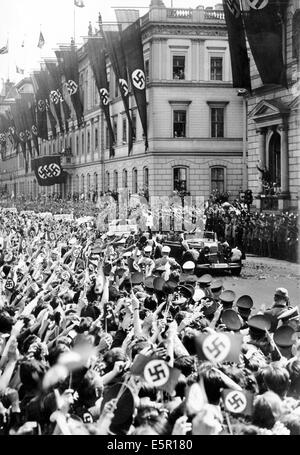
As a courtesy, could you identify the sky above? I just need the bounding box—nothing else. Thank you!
[0,0,218,88]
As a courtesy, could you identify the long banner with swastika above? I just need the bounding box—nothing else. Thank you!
[87,37,115,159]
[241,0,288,86]
[121,19,148,151]
[32,155,67,186]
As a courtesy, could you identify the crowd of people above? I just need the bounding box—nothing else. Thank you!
[0,208,299,436]
[205,202,299,263]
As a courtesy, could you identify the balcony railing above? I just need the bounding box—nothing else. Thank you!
[142,8,225,24]
[166,8,193,19]
[204,10,225,20]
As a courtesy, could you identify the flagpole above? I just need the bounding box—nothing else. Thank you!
[73,2,76,44]
[7,34,10,81]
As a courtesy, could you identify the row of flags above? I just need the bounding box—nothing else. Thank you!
[0,17,149,163]
[0,31,45,55]
[0,17,148,185]
[223,0,288,90]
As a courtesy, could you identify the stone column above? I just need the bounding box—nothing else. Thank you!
[277,123,289,195]
[256,127,266,193]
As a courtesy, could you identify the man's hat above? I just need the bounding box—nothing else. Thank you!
[274,325,295,348]
[180,273,197,285]
[182,261,195,271]
[131,272,144,285]
[198,274,212,288]
[236,295,253,310]
[220,290,236,307]
[275,288,289,299]
[175,285,193,299]
[144,245,152,253]
[221,309,243,332]
[162,245,171,254]
[123,251,132,258]
[210,279,223,292]
[247,314,271,332]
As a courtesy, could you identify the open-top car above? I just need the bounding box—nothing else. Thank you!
[162,229,243,276]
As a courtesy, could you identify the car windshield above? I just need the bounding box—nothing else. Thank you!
[186,230,215,241]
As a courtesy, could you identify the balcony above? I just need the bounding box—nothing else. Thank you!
[141,7,225,26]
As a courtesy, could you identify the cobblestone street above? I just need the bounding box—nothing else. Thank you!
[220,255,300,311]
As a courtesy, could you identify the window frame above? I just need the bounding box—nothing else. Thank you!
[132,168,138,194]
[173,110,187,138]
[207,101,229,138]
[172,55,186,80]
[210,56,224,81]
[122,169,128,188]
[173,166,189,193]
[210,166,226,194]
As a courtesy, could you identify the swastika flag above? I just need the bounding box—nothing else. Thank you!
[195,332,242,363]
[131,354,181,394]
[32,155,67,186]
[222,389,254,416]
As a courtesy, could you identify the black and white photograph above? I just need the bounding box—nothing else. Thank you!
[0,0,299,443]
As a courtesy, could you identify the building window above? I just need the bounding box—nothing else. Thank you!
[210,57,223,81]
[94,172,98,191]
[95,128,98,148]
[76,136,79,156]
[122,117,127,144]
[174,167,188,192]
[87,131,90,154]
[292,11,300,60]
[122,169,128,188]
[145,60,150,83]
[173,56,185,79]
[53,142,56,154]
[211,167,225,193]
[81,132,85,154]
[173,110,186,137]
[132,111,137,142]
[211,107,224,138]
[81,174,85,193]
[87,173,90,191]
[132,168,138,193]
[143,167,149,188]
[113,116,118,144]
[113,171,118,192]
[105,171,110,192]
[268,131,281,186]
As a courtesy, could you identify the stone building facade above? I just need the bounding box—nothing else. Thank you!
[0,2,245,204]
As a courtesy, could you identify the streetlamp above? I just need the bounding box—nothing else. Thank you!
[237,88,249,191]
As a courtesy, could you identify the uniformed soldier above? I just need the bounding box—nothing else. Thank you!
[198,274,213,297]
[264,288,291,333]
[236,295,253,325]
[180,261,197,286]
